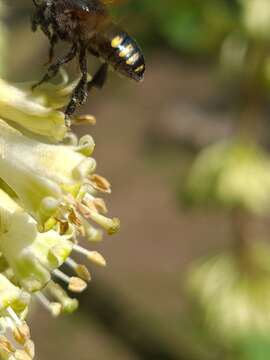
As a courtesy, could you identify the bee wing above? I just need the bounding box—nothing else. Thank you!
[64,0,125,13]
[100,0,126,5]
[63,0,106,13]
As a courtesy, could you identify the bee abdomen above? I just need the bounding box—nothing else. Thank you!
[90,25,145,82]
[110,33,145,81]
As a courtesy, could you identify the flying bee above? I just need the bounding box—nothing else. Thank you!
[31,0,145,117]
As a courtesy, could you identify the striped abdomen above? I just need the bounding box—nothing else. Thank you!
[88,23,145,81]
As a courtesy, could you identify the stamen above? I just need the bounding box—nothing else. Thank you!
[73,245,106,267]
[93,198,108,214]
[68,209,82,227]
[65,258,91,281]
[89,174,111,193]
[57,219,69,235]
[68,277,87,293]
[74,114,96,126]
[75,265,92,281]
[6,308,21,327]
[77,224,86,237]
[46,281,79,314]
[52,269,70,284]
[87,251,106,267]
[76,202,120,234]
[4,316,15,331]
[35,293,62,317]
[12,323,30,346]
[83,193,108,214]
[52,269,87,293]
[87,212,120,235]
[0,335,14,354]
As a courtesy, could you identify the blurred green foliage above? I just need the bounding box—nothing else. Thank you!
[130,1,270,359]
[121,0,239,54]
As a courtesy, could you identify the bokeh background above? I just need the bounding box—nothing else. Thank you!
[4,1,270,359]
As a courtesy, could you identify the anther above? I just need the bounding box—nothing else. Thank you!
[57,219,69,235]
[89,174,111,193]
[65,258,91,281]
[52,269,87,293]
[83,193,108,214]
[87,212,120,235]
[73,245,106,267]
[68,209,82,227]
[76,202,120,234]
[74,114,96,126]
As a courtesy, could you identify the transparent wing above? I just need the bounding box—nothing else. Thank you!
[101,0,126,6]
[64,0,92,12]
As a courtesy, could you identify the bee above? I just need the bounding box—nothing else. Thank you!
[31,0,145,117]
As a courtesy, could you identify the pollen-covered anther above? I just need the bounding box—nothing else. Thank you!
[68,277,87,293]
[88,251,106,267]
[65,257,91,282]
[52,269,87,293]
[73,245,106,267]
[89,174,112,193]
[73,114,96,126]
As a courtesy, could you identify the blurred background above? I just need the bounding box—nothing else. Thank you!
[4,0,270,359]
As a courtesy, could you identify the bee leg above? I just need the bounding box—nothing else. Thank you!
[32,43,77,90]
[65,62,108,120]
[76,47,89,105]
[65,46,89,118]
[87,63,108,91]
[45,34,58,65]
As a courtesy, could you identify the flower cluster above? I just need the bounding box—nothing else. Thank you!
[0,77,120,359]
[183,140,270,215]
[240,0,270,41]
[188,241,270,345]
